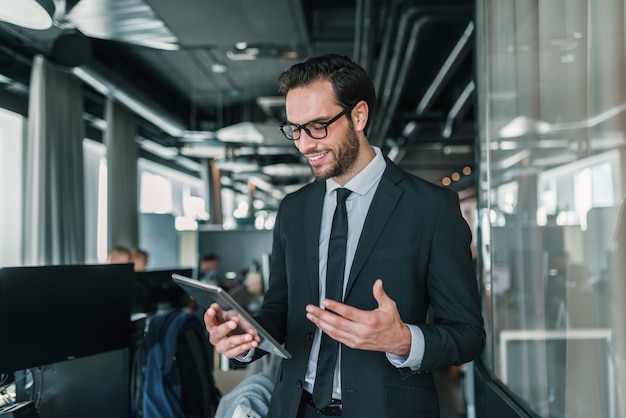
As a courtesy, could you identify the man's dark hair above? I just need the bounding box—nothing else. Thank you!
[278,54,377,133]
[201,253,220,263]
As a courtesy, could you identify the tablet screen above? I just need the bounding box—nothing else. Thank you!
[171,274,291,359]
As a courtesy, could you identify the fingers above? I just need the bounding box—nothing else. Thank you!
[306,303,353,335]
[372,278,385,302]
[211,328,259,358]
[371,279,396,312]
[204,303,260,358]
[306,279,409,352]
[203,303,226,332]
[317,279,390,321]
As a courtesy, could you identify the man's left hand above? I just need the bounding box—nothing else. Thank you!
[305,279,412,356]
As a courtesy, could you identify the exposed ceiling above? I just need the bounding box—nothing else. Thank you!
[0,0,477,205]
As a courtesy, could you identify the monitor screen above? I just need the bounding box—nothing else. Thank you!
[0,264,133,374]
[132,268,193,314]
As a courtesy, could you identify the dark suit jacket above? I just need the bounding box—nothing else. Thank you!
[249,159,485,418]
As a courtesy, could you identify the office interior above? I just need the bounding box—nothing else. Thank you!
[1,1,625,417]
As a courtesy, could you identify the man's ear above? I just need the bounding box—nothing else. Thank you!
[352,100,369,132]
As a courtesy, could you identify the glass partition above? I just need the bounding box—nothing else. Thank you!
[477,1,626,417]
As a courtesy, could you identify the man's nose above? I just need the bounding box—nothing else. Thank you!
[295,131,316,153]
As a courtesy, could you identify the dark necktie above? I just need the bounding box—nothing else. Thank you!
[313,187,351,409]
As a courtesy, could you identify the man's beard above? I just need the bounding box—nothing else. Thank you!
[310,126,360,180]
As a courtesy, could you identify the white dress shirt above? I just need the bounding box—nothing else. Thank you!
[303,146,425,399]
[239,147,426,398]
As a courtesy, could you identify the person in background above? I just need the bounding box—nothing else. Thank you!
[204,54,485,418]
[199,252,236,289]
[131,248,149,271]
[107,245,131,264]
[199,253,221,284]
[190,253,227,312]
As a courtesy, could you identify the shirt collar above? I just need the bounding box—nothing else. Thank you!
[326,146,386,197]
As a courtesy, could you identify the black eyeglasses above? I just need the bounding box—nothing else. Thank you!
[279,105,354,141]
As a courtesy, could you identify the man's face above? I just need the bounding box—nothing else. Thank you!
[201,260,218,274]
[109,251,131,264]
[286,80,360,182]
[133,256,147,271]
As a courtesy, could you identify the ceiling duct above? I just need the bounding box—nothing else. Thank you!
[370,5,473,144]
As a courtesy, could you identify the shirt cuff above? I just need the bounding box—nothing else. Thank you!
[235,348,255,362]
[386,324,424,370]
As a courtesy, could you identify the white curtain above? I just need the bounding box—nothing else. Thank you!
[104,98,139,250]
[22,55,86,265]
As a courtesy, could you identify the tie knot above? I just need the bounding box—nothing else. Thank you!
[336,188,351,204]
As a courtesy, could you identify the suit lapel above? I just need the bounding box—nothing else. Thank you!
[304,181,326,301]
[345,161,405,299]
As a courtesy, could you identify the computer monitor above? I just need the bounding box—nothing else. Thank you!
[0,264,133,374]
[132,268,193,314]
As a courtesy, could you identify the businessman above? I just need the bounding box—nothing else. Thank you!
[205,54,485,418]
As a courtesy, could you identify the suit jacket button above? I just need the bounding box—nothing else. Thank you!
[306,332,314,340]
[296,380,303,389]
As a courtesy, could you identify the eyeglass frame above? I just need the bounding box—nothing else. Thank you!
[278,104,355,141]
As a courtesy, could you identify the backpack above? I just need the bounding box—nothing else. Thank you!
[131,309,221,418]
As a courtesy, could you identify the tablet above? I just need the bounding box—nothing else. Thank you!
[171,274,291,359]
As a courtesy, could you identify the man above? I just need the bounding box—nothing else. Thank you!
[106,245,131,264]
[198,253,224,287]
[131,248,149,271]
[205,54,484,418]
[190,253,227,312]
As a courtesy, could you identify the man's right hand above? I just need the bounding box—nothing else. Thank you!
[204,302,260,358]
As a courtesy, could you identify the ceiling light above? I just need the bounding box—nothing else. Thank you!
[67,0,179,50]
[226,50,257,61]
[500,103,626,138]
[262,163,311,178]
[211,63,228,74]
[179,140,225,159]
[214,159,259,173]
[0,0,55,30]
[443,145,472,155]
[181,130,216,141]
[216,121,291,146]
[499,116,551,138]
[136,137,178,160]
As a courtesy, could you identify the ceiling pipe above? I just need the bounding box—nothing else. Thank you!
[353,0,375,72]
[442,80,475,138]
[72,62,187,137]
[373,12,470,145]
[369,4,472,145]
[371,0,405,102]
[416,21,474,115]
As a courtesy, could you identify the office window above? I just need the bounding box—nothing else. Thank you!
[140,171,173,214]
[477,1,626,417]
[138,158,206,222]
[0,108,24,267]
[83,139,107,263]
